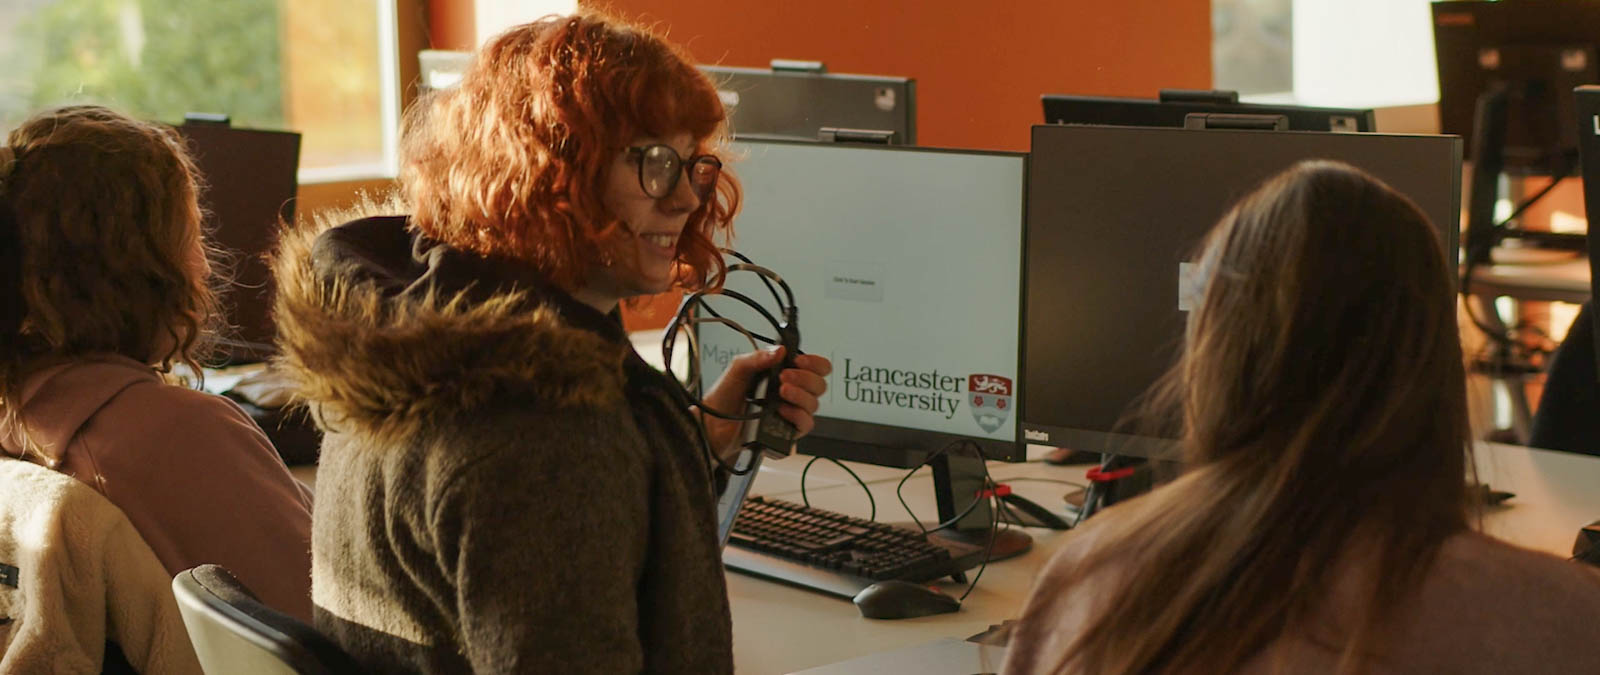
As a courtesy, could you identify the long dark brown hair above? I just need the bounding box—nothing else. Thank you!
[1052,160,1473,674]
[0,105,219,450]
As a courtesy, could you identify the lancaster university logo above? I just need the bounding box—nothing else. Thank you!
[968,374,1012,434]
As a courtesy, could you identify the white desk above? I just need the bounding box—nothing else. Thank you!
[1475,441,1600,556]
[289,440,1600,673]
[733,443,1600,673]
[728,454,1086,674]
[1469,257,1591,305]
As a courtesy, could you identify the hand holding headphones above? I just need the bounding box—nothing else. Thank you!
[663,252,831,473]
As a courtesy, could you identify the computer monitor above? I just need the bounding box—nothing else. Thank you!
[696,139,1025,551]
[172,119,301,363]
[1041,92,1376,133]
[1021,124,1462,458]
[699,64,916,144]
[1434,0,1600,174]
[418,49,471,93]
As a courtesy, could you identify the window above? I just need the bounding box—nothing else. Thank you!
[474,0,577,46]
[1214,0,1439,108]
[1213,0,1293,97]
[0,0,401,182]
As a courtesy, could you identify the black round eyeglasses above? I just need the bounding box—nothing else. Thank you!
[626,144,722,200]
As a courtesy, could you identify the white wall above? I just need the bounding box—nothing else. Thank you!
[475,0,577,46]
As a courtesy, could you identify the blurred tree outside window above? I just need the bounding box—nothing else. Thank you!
[0,0,397,181]
[1213,0,1293,97]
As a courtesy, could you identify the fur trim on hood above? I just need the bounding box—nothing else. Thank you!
[271,198,628,439]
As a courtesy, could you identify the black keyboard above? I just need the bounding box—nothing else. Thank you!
[724,496,982,597]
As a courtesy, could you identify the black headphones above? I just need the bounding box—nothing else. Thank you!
[661,250,800,475]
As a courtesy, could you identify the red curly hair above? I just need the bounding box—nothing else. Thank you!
[401,12,740,292]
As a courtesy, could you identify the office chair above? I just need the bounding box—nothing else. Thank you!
[171,565,364,675]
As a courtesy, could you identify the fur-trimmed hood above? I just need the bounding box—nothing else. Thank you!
[271,208,630,436]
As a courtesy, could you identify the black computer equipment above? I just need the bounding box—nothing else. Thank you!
[700,62,916,144]
[1020,124,1462,464]
[1433,1,1600,261]
[851,579,961,620]
[724,496,983,599]
[172,117,301,363]
[1041,90,1377,133]
[1580,86,1600,371]
[697,138,1029,594]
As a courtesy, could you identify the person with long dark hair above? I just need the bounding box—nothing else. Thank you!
[1003,161,1600,674]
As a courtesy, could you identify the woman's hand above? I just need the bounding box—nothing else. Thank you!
[695,347,833,461]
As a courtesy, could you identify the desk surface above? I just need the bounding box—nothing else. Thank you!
[738,442,1600,673]
[730,454,1081,674]
[1469,257,1591,304]
[290,443,1600,674]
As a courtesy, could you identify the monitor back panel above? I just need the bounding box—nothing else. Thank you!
[701,66,916,144]
[1041,95,1376,133]
[174,123,300,363]
[1020,125,1461,455]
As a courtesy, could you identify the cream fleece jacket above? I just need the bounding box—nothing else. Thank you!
[0,458,202,674]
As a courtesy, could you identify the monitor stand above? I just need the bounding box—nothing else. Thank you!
[926,451,1032,562]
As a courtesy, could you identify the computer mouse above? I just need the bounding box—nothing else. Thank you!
[852,580,961,620]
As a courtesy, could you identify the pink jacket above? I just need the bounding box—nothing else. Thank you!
[1003,516,1600,674]
[0,356,313,622]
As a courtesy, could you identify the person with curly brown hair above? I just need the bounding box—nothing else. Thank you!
[273,12,831,674]
[0,105,313,621]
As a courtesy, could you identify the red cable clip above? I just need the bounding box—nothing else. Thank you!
[976,484,1013,499]
[1086,467,1137,483]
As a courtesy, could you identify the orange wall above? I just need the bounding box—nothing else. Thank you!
[428,0,476,49]
[425,2,1214,328]
[588,1,1212,151]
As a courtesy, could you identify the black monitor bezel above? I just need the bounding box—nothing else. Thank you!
[718,136,1027,464]
[1015,123,1463,460]
[701,65,918,146]
[1040,94,1378,133]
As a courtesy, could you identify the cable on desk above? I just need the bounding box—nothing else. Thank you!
[799,455,877,521]
[895,440,991,536]
[957,451,1002,603]
[992,476,1090,492]
[884,439,1005,603]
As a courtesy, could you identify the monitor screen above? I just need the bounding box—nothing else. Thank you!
[1433,0,1600,174]
[173,122,300,363]
[695,140,1024,465]
[700,66,917,145]
[1041,94,1376,133]
[1021,125,1462,457]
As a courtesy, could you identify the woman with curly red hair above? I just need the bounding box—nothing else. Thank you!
[273,12,830,673]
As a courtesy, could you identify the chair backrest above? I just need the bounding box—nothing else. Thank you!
[171,565,362,675]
